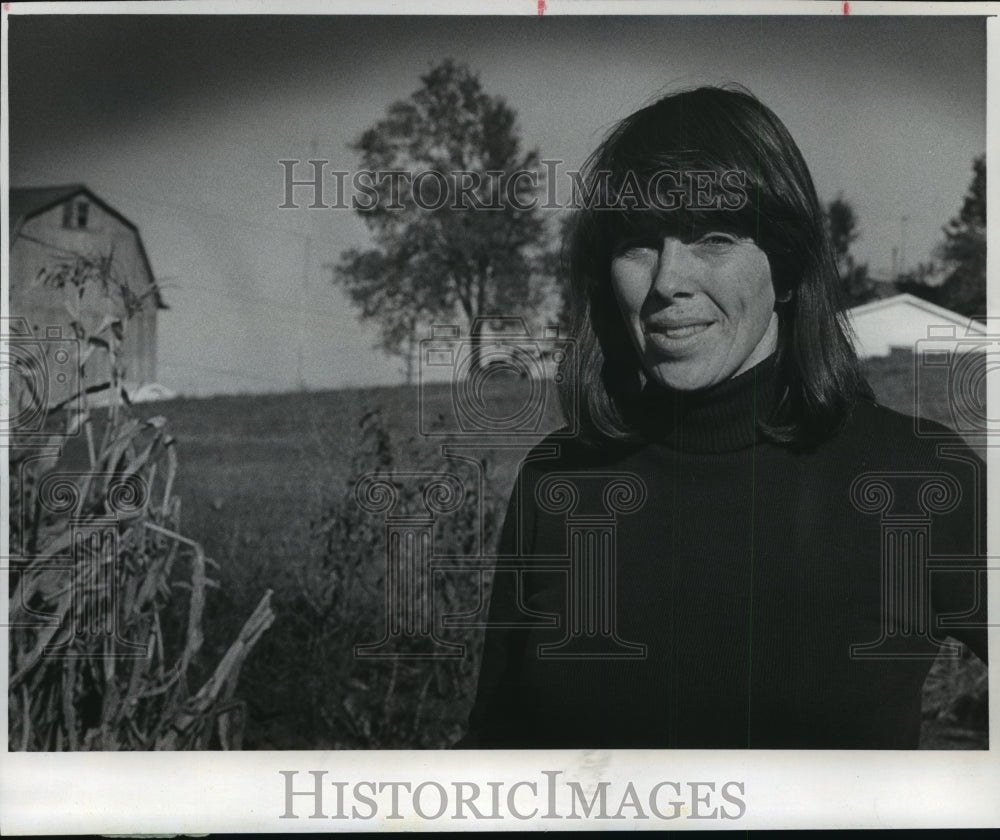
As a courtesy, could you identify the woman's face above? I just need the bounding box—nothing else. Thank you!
[610,230,779,391]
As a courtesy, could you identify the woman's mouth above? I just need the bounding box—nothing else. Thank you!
[644,321,714,348]
[654,323,711,338]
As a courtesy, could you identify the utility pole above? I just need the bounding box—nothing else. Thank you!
[296,138,318,392]
[297,232,310,391]
[900,215,909,276]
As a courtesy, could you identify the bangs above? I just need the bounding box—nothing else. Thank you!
[586,144,800,262]
[601,188,764,248]
[580,87,808,256]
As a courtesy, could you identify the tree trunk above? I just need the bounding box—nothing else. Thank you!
[470,272,489,373]
[469,316,484,374]
[404,324,416,386]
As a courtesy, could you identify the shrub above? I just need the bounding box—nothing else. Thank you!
[259,408,503,748]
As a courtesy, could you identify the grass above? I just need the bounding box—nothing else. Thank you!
[154,378,558,748]
[127,353,987,749]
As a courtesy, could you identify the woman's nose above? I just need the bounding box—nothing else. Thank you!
[650,238,698,299]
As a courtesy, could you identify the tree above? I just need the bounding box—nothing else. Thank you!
[936,155,986,320]
[825,194,875,308]
[333,59,556,381]
[891,156,985,320]
[895,260,943,305]
[826,194,858,268]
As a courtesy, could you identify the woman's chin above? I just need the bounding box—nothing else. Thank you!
[644,358,728,392]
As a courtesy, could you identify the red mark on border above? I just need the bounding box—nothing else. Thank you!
[2,4,10,12]
[537,0,546,16]
[843,1,850,14]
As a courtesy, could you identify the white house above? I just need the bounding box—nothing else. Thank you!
[846,293,987,359]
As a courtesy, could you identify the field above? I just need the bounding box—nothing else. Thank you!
[156,375,552,748]
[131,352,987,750]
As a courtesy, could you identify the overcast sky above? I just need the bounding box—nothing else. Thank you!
[8,13,987,396]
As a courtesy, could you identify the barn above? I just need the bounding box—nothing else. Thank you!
[847,293,986,359]
[8,185,166,406]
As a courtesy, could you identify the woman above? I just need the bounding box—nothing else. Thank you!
[461,85,987,749]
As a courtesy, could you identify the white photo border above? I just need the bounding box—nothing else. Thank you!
[1,0,998,832]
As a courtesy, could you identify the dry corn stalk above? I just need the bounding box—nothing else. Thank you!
[8,252,274,750]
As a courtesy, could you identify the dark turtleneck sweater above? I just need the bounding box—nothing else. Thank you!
[463,355,987,749]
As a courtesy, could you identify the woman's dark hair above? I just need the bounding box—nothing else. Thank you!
[559,84,873,447]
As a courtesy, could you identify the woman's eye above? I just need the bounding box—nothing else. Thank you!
[613,238,659,256]
[696,233,738,247]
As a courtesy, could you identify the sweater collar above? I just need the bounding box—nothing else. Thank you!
[637,353,778,453]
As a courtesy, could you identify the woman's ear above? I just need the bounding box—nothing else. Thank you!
[775,288,794,304]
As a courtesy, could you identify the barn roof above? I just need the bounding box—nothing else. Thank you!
[9,184,90,237]
[849,293,986,334]
[9,184,167,309]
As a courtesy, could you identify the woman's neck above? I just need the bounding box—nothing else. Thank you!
[638,353,779,453]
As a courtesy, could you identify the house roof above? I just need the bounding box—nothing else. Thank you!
[9,184,167,309]
[848,293,986,334]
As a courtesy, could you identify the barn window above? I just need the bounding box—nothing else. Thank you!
[62,199,90,229]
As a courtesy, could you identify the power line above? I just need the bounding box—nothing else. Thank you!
[166,283,353,332]
[14,163,366,329]
[12,162,343,241]
[157,360,291,386]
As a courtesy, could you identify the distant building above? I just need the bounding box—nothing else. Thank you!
[9,185,167,404]
[847,293,987,359]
